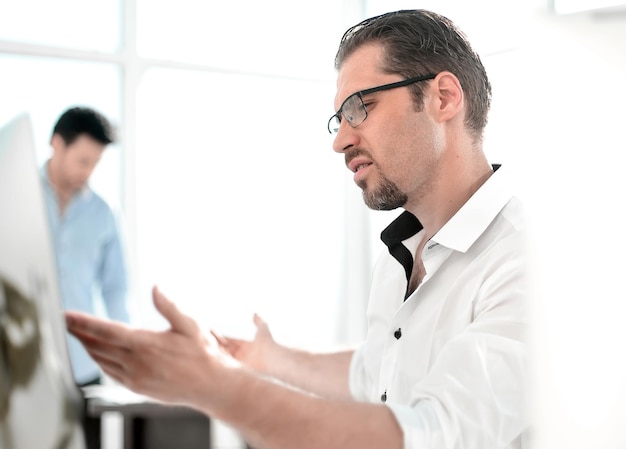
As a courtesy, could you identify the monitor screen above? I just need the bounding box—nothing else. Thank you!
[0,113,86,449]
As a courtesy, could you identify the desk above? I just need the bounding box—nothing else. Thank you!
[83,387,211,449]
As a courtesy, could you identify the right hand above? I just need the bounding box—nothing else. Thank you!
[66,286,241,415]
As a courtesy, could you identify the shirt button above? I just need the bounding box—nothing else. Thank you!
[394,328,402,339]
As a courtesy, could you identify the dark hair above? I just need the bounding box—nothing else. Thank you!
[51,107,116,146]
[335,9,492,142]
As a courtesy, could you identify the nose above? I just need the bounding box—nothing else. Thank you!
[331,122,359,154]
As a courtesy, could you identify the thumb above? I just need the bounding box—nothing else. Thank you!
[153,286,199,337]
[253,313,272,337]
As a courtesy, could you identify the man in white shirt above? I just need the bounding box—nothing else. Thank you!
[66,9,533,449]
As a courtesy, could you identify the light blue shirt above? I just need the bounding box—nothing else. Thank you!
[41,162,129,384]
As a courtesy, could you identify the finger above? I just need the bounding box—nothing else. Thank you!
[72,332,130,382]
[65,311,131,348]
[211,330,235,356]
[253,313,271,336]
[68,323,134,381]
[253,313,265,327]
[82,335,131,367]
[211,331,244,354]
[80,332,163,395]
[86,347,128,381]
[210,329,228,347]
[152,286,200,337]
[90,355,135,390]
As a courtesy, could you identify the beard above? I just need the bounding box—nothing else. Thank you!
[359,174,407,211]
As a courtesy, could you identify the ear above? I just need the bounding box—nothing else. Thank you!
[50,134,65,154]
[430,71,464,123]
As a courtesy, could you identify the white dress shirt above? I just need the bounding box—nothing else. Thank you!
[350,165,532,449]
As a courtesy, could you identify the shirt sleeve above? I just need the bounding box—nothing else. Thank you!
[99,209,130,323]
[389,261,530,449]
[389,330,528,448]
[349,344,370,402]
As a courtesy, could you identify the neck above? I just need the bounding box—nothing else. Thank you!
[47,160,76,212]
[406,152,492,239]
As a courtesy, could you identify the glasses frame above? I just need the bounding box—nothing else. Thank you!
[327,73,436,134]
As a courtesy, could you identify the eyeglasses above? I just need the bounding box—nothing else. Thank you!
[327,74,436,134]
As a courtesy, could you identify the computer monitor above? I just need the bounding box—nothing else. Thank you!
[0,113,86,449]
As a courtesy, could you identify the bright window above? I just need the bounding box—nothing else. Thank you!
[0,0,121,52]
[0,55,121,208]
[137,0,343,79]
[134,67,344,345]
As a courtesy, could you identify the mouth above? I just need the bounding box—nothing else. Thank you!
[345,150,375,184]
[348,159,374,186]
[347,153,374,174]
[352,162,372,173]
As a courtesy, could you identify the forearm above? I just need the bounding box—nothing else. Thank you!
[101,227,129,321]
[262,345,354,400]
[208,368,402,449]
[65,290,397,448]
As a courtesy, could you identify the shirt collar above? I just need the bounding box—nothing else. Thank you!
[432,164,511,253]
[380,210,423,249]
[381,164,512,254]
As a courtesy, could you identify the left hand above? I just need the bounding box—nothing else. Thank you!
[211,313,276,373]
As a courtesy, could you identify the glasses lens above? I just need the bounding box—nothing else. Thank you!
[328,93,368,134]
[342,93,366,127]
[328,115,340,134]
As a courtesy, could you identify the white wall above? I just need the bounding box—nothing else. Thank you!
[484,7,626,449]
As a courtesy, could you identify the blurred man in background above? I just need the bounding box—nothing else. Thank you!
[42,106,130,387]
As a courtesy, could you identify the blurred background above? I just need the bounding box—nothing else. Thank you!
[1,0,625,447]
